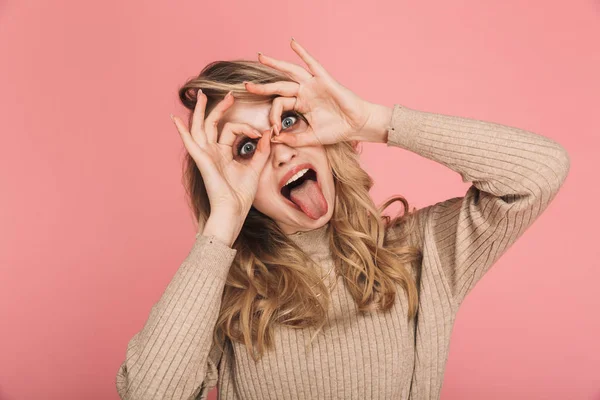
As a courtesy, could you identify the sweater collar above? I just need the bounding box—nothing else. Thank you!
[285,222,331,255]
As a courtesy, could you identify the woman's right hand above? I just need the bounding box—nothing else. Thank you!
[171,90,273,220]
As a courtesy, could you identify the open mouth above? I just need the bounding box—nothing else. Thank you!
[280,168,318,202]
[278,165,328,220]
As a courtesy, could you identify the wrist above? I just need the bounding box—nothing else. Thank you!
[353,103,393,143]
[201,215,243,247]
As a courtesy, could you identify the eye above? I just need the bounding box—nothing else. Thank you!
[281,113,297,130]
[281,111,307,131]
[235,137,258,159]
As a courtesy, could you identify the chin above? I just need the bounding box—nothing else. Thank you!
[304,211,331,226]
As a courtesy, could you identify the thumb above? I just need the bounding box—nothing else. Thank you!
[270,131,320,147]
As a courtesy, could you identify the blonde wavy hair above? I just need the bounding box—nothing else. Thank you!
[177,60,423,361]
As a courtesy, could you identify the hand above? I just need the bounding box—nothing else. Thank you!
[171,90,274,218]
[244,38,378,147]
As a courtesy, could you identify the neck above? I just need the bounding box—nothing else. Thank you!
[285,221,331,256]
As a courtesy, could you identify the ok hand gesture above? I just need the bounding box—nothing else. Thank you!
[171,91,274,217]
[244,38,377,147]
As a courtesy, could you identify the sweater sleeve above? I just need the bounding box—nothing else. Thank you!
[385,104,570,308]
[115,234,237,400]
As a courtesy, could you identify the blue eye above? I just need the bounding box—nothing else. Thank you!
[281,111,308,132]
[282,113,298,129]
[237,139,257,158]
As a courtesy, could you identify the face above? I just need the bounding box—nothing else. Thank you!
[217,100,335,235]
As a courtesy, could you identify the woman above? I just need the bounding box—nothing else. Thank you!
[116,38,570,400]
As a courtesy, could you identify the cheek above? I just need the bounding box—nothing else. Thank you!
[318,165,336,202]
[252,174,279,209]
[325,171,336,198]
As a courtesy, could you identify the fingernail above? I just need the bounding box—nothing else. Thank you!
[170,113,175,121]
[269,126,277,140]
[258,52,263,57]
[291,36,295,42]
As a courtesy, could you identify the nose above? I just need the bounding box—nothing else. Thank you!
[271,141,298,168]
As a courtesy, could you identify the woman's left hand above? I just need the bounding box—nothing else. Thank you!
[244,38,384,147]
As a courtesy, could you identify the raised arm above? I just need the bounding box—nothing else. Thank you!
[116,86,275,399]
[383,104,570,308]
[116,234,236,400]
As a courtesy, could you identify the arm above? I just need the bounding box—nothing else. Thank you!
[116,233,237,400]
[374,103,570,308]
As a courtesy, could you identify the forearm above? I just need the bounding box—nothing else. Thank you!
[383,103,570,194]
[116,235,237,399]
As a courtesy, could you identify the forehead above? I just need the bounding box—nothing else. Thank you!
[217,100,272,133]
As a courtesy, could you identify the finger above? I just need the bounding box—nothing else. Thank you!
[269,96,298,134]
[243,81,299,98]
[270,130,320,147]
[290,38,329,79]
[257,52,313,83]
[172,114,201,156]
[190,89,207,145]
[172,114,218,176]
[249,125,274,173]
[205,91,235,142]
[217,122,263,148]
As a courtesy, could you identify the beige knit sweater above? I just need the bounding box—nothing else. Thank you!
[116,104,570,400]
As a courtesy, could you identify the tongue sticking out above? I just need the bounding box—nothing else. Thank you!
[289,179,328,220]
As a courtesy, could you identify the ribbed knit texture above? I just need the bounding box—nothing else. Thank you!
[116,104,570,399]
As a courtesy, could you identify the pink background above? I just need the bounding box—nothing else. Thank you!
[0,0,598,399]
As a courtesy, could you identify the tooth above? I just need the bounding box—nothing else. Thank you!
[285,168,309,186]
